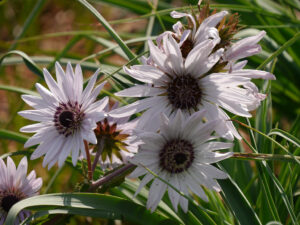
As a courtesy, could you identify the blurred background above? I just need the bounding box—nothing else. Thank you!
[0,0,299,224]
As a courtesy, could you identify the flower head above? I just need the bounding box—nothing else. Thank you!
[164,4,265,70]
[110,33,275,139]
[0,157,42,224]
[19,62,108,168]
[129,110,233,212]
[93,102,140,169]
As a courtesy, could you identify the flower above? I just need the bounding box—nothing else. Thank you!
[0,157,42,224]
[93,102,141,169]
[129,110,233,212]
[19,62,108,168]
[109,33,275,140]
[157,10,228,58]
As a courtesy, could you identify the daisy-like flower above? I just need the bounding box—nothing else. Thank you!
[19,62,108,168]
[0,157,42,224]
[110,33,275,140]
[157,9,228,58]
[93,102,140,169]
[129,110,233,212]
[162,4,266,70]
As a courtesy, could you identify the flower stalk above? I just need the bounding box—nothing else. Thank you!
[232,152,300,163]
[89,163,135,191]
[91,138,105,173]
[84,140,93,181]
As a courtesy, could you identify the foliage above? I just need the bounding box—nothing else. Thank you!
[0,0,299,224]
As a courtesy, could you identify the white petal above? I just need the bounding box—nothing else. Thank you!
[185,39,216,76]
[168,176,180,212]
[35,83,57,107]
[20,122,51,133]
[165,34,184,75]
[197,164,228,179]
[21,95,48,109]
[15,157,28,187]
[81,68,100,104]
[7,157,17,187]
[194,11,228,44]
[225,31,266,61]
[43,68,66,102]
[18,109,53,122]
[230,69,276,80]
[134,173,154,197]
[123,65,165,84]
[147,178,167,212]
[116,85,164,97]
[55,62,66,89]
[109,97,157,118]
[24,127,57,148]
[81,81,106,110]
[194,48,224,78]
[148,40,171,73]
[74,64,84,102]
[63,62,75,101]
[170,11,196,36]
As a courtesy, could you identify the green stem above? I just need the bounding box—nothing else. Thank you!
[256,32,300,70]
[232,119,300,165]
[97,50,149,85]
[77,0,137,62]
[9,0,46,50]
[232,152,300,163]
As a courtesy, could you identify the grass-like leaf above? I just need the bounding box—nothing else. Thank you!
[5,193,179,225]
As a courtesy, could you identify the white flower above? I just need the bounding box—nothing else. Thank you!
[166,10,227,50]
[129,110,233,212]
[110,34,275,140]
[19,62,108,169]
[93,102,141,169]
[164,10,267,69]
[0,157,42,225]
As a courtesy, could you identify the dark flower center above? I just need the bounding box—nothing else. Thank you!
[180,39,194,58]
[1,194,21,212]
[54,101,84,137]
[159,139,194,174]
[59,111,74,128]
[167,74,202,110]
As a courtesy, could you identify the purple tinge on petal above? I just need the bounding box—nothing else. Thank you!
[224,31,266,61]
[170,11,196,36]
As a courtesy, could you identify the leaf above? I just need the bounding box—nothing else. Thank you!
[5,193,179,225]
[0,129,29,144]
[256,32,300,70]
[76,0,137,62]
[0,84,38,96]
[268,128,300,147]
[218,165,262,225]
[9,0,46,50]
[0,50,43,78]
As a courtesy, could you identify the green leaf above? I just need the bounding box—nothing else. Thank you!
[5,193,179,225]
[0,84,38,96]
[9,0,46,50]
[0,129,29,144]
[268,128,300,147]
[257,32,300,70]
[76,0,137,62]
[0,50,43,78]
[218,165,262,225]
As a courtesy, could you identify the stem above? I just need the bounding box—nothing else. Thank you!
[84,140,93,181]
[91,138,105,173]
[231,119,300,165]
[232,152,300,163]
[89,163,135,191]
